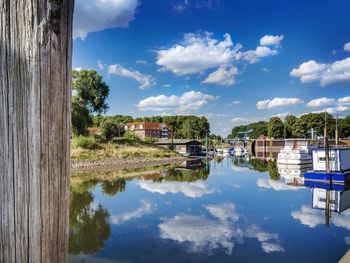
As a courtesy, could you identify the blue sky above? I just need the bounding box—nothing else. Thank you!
[72,0,350,136]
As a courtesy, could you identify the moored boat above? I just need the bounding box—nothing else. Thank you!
[277,139,316,165]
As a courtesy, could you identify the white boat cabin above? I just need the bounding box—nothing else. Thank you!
[312,148,350,172]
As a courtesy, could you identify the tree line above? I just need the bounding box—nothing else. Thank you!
[230,113,350,139]
[72,69,210,140]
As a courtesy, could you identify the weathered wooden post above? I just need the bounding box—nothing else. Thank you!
[0,1,73,262]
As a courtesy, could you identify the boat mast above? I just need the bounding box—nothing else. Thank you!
[324,111,331,227]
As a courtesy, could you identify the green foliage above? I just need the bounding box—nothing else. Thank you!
[101,179,126,196]
[72,136,100,150]
[284,115,298,138]
[339,116,350,138]
[291,118,307,138]
[71,97,92,136]
[268,161,280,180]
[69,187,111,255]
[230,121,268,139]
[268,117,284,138]
[72,69,109,114]
[100,119,125,141]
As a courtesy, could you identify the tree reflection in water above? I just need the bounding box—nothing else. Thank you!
[69,180,112,255]
[232,156,280,180]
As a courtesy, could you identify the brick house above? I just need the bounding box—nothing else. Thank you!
[124,122,173,139]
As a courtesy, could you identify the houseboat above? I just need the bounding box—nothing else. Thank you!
[304,148,350,184]
[277,139,317,165]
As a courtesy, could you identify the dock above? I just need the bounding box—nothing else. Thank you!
[339,249,350,263]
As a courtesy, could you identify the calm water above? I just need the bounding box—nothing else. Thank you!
[68,157,350,263]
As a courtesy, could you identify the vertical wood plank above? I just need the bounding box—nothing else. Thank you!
[0,1,73,262]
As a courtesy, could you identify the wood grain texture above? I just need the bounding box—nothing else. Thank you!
[0,1,73,262]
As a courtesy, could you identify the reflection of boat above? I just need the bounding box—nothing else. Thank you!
[277,139,316,165]
[277,163,312,177]
[312,188,350,213]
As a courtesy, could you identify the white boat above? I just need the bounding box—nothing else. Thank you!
[312,188,350,213]
[277,139,316,165]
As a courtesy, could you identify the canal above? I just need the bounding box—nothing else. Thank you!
[68,157,350,263]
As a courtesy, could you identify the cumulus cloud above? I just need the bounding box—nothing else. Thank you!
[339,96,350,104]
[290,57,350,86]
[137,91,216,113]
[243,46,279,64]
[306,97,336,107]
[260,35,284,46]
[344,41,350,52]
[202,65,238,86]
[138,180,215,198]
[256,97,304,110]
[156,32,240,75]
[159,203,284,255]
[108,64,155,89]
[271,112,289,121]
[257,178,300,191]
[291,205,350,229]
[110,200,156,224]
[74,0,139,40]
[312,105,349,114]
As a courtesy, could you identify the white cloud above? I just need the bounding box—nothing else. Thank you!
[173,0,220,13]
[202,65,238,86]
[138,180,215,198]
[137,91,216,113]
[97,60,105,70]
[262,67,269,73]
[74,0,139,40]
[108,64,155,89]
[344,41,350,52]
[231,117,249,125]
[110,200,156,224]
[257,178,300,191]
[156,32,240,75]
[256,97,304,110]
[227,100,242,106]
[136,60,147,65]
[260,35,284,47]
[291,205,350,229]
[271,112,289,121]
[339,96,350,104]
[243,46,279,64]
[261,242,285,253]
[291,57,350,86]
[306,97,336,108]
[312,105,349,114]
[159,203,284,255]
[162,84,171,88]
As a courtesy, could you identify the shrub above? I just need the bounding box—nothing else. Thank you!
[72,136,100,150]
[100,119,125,141]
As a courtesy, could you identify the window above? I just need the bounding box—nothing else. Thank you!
[318,157,336,162]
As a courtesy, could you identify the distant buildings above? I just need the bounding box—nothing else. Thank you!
[124,122,173,140]
[155,139,202,156]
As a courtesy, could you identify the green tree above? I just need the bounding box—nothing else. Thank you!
[339,116,350,138]
[268,117,284,138]
[101,119,125,141]
[71,97,92,136]
[292,118,307,138]
[72,69,109,114]
[284,115,298,138]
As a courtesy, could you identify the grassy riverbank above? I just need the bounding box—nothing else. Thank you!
[71,135,179,161]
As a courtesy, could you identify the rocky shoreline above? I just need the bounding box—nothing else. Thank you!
[70,156,188,172]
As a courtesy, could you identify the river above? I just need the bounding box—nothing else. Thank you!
[68,157,350,263]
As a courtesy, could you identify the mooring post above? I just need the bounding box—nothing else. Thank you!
[0,1,73,262]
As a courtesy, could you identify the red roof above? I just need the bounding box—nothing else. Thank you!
[126,122,172,131]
